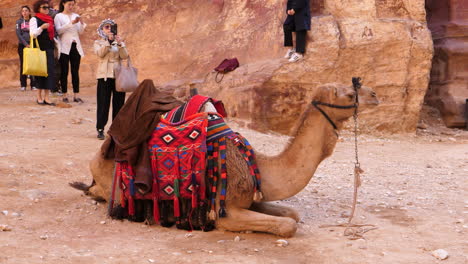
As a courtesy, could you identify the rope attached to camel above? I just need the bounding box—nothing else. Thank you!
[318,78,377,240]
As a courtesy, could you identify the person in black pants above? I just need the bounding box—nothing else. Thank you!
[16,6,36,91]
[283,0,311,62]
[54,0,86,103]
[48,5,62,95]
[94,19,128,139]
[96,78,125,137]
[30,0,56,106]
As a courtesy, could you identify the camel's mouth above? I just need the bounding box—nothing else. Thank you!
[362,97,379,107]
[358,89,379,109]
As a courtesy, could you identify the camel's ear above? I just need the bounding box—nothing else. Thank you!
[337,86,355,100]
[344,88,356,100]
[333,86,338,97]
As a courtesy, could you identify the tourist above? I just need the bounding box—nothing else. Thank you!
[49,1,62,95]
[16,5,36,91]
[30,0,56,105]
[94,19,127,140]
[54,0,86,103]
[283,0,311,62]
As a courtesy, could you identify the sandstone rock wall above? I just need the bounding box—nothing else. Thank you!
[425,0,468,128]
[0,0,433,134]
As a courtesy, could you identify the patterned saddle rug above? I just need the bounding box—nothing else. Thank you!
[112,95,262,231]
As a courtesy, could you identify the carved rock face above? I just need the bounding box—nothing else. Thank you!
[0,0,433,133]
[425,0,468,128]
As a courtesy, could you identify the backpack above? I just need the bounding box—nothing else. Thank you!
[214,58,239,83]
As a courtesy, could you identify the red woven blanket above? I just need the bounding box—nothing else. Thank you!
[119,113,208,221]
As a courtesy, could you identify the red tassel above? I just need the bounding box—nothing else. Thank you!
[118,167,126,208]
[128,195,135,216]
[153,197,160,222]
[150,151,160,222]
[174,196,180,217]
[120,193,126,208]
[152,178,159,222]
[192,185,198,209]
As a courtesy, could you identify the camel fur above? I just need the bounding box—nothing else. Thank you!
[71,83,379,237]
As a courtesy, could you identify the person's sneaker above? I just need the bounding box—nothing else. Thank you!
[20,87,26,91]
[74,97,84,103]
[62,97,69,103]
[97,129,105,140]
[31,86,37,91]
[284,48,295,59]
[288,52,303,62]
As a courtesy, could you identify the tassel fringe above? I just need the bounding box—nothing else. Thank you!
[209,209,216,220]
[219,207,226,218]
[253,191,264,202]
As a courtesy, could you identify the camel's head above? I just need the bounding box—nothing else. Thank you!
[313,81,379,125]
[332,84,379,110]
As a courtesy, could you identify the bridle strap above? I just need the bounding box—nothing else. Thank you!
[311,101,357,130]
[312,77,362,131]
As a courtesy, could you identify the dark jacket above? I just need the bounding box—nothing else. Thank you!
[34,17,54,50]
[16,18,31,46]
[284,0,311,31]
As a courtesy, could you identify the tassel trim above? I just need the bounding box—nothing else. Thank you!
[209,209,216,221]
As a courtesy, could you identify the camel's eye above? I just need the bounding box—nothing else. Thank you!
[347,93,355,99]
[371,92,377,97]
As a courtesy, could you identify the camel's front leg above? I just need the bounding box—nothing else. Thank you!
[249,202,300,222]
[216,208,297,237]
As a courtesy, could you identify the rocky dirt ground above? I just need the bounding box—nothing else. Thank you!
[0,87,467,264]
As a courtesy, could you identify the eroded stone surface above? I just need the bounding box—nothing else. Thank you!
[425,0,468,128]
[0,0,433,133]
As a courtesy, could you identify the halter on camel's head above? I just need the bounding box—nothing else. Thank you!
[312,77,363,134]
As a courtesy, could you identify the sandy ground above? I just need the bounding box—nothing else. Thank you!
[0,87,467,264]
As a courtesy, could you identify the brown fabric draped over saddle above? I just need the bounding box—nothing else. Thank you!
[101,79,183,193]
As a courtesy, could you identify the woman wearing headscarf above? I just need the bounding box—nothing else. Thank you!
[94,19,128,140]
[16,5,37,91]
[54,0,86,103]
[30,0,56,105]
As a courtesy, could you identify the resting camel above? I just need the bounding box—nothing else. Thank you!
[73,82,379,237]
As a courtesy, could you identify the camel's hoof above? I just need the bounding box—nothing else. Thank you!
[277,218,297,238]
[287,211,300,223]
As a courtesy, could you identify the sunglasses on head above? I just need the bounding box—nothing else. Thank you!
[40,6,50,9]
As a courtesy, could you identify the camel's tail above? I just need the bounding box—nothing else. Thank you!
[69,180,96,192]
[69,180,106,202]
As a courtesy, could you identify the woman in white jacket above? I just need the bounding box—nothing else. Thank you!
[54,0,86,103]
[94,19,128,140]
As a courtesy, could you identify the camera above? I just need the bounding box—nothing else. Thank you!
[110,24,118,35]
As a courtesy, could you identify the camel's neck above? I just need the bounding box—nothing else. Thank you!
[256,106,339,201]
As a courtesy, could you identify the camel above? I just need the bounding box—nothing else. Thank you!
[73,82,379,237]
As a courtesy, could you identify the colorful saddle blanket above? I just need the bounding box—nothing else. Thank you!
[114,95,262,230]
[164,94,227,123]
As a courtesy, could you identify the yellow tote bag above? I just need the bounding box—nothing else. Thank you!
[23,36,48,77]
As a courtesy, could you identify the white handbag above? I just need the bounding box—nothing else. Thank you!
[115,56,139,92]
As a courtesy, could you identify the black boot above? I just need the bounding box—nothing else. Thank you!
[97,129,105,140]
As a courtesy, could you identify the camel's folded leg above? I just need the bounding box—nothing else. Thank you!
[217,208,297,237]
[249,202,300,223]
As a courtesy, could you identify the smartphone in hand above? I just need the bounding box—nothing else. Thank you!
[111,24,118,36]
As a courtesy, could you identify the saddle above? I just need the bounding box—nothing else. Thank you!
[112,95,262,231]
